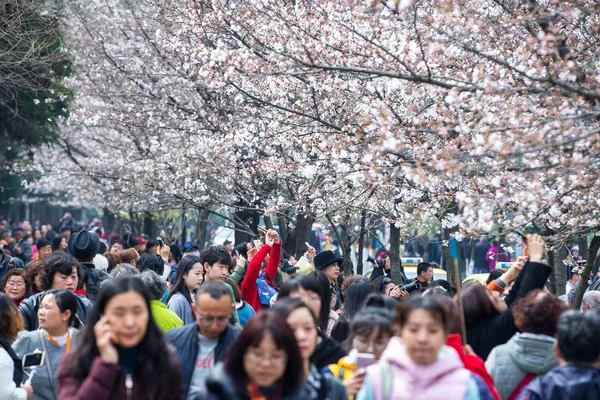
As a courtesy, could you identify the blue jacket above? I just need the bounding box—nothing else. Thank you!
[0,248,25,284]
[167,322,240,397]
[519,364,600,400]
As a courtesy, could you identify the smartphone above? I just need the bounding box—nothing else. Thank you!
[257,227,267,234]
[356,353,375,370]
[305,242,311,247]
[23,352,46,368]
[156,237,164,248]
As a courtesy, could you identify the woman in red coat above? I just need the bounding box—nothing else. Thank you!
[239,229,281,312]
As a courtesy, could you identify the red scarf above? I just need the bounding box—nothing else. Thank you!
[246,380,283,400]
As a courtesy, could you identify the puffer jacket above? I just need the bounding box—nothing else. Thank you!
[517,365,600,400]
[19,292,94,330]
[486,333,558,400]
[357,337,494,400]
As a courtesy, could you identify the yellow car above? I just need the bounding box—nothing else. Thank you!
[462,266,510,286]
[462,273,490,286]
[403,266,448,281]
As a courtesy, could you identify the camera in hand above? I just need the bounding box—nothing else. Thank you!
[367,255,386,269]
[398,280,427,293]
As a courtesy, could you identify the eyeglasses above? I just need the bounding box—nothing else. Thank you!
[245,350,287,367]
[7,281,25,288]
[198,315,230,325]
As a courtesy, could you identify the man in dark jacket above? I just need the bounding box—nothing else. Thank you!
[0,247,25,284]
[518,311,600,400]
[474,237,490,274]
[67,230,110,302]
[11,227,32,263]
[167,281,240,399]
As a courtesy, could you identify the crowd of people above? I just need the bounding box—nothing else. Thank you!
[1,217,600,400]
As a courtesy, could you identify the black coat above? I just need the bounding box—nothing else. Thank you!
[310,332,347,370]
[474,242,490,270]
[198,363,303,400]
[466,261,551,360]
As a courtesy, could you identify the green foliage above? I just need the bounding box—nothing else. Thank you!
[0,0,73,159]
[0,0,73,203]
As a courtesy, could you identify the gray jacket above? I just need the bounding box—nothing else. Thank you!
[12,328,79,400]
[167,292,196,325]
[486,333,558,400]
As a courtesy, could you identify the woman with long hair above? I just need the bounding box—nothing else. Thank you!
[278,275,347,369]
[166,255,203,325]
[309,271,339,337]
[331,281,373,343]
[51,235,66,253]
[56,277,182,399]
[272,298,347,400]
[357,296,493,400]
[13,290,82,400]
[201,311,304,399]
[0,293,32,399]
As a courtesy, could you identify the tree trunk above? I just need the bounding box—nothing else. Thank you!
[357,211,367,275]
[443,229,455,284]
[549,244,569,295]
[103,207,116,238]
[579,235,589,261]
[389,223,404,285]
[326,214,353,275]
[143,212,154,238]
[180,210,187,246]
[263,215,274,230]
[295,212,314,259]
[575,235,600,309]
[234,208,255,246]
[196,208,210,250]
[277,212,295,256]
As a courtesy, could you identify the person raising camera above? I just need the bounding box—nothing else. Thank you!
[414,262,433,291]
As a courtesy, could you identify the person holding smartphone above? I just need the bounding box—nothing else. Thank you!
[327,308,394,399]
[13,290,81,400]
[56,277,182,400]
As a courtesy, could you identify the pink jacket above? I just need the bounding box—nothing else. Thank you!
[365,337,472,400]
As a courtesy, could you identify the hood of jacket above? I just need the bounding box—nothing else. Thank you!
[527,365,600,400]
[507,332,558,374]
[379,337,465,388]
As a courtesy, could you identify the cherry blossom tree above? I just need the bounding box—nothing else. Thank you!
[26,0,600,286]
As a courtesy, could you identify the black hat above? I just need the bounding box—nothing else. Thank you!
[68,230,100,261]
[282,259,299,274]
[314,250,343,271]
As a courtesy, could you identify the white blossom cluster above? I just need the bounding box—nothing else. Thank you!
[23,0,600,240]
